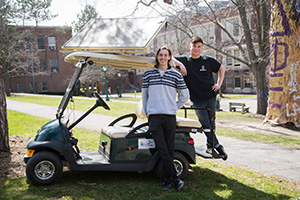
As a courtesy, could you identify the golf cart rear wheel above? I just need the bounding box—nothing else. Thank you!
[26,151,63,186]
[155,152,189,180]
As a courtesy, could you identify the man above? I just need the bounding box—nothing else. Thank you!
[173,36,227,160]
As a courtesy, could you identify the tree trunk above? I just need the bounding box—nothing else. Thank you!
[0,66,10,152]
[267,0,300,127]
[255,64,269,115]
[3,63,10,96]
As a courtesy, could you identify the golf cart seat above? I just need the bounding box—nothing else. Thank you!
[101,126,132,139]
[176,117,201,128]
[101,100,202,139]
[101,101,148,139]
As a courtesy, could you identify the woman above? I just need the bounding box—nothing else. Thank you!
[142,46,189,191]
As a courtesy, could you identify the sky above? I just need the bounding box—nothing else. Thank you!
[37,0,157,27]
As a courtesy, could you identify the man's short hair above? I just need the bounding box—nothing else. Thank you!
[191,36,203,44]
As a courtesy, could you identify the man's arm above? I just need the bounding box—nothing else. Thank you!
[212,64,225,92]
[172,56,187,76]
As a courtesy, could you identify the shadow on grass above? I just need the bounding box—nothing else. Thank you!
[0,166,292,200]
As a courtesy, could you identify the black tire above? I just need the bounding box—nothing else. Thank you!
[155,152,189,180]
[26,151,63,186]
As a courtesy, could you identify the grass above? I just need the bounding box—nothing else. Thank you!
[2,110,300,199]
[7,95,138,117]
[7,95,260,121]
[1,161,299,200]
[7,110,100,152]
[7,95,300,149]
[216,127,300,149]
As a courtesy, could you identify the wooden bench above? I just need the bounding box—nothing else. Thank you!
[229,102,250,114]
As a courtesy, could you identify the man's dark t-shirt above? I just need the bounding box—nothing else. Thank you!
[175,55,221,102]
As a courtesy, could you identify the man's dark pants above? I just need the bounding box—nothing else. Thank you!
[193,96,220,148]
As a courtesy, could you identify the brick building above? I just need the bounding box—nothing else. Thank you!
[9,26,75,94]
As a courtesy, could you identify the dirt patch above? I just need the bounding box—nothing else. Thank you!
[216,115,300,137]
[0,136,29,179]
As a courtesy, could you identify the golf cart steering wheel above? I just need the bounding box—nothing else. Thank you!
[94,92,110,110]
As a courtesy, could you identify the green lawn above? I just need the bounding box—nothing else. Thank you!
[7,95,300,149]
[2,110,300,200]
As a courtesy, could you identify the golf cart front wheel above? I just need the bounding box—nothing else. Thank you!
[26,151,63,186]
[155,152,189,180]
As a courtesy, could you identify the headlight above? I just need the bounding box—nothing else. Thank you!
[26,149,35,157]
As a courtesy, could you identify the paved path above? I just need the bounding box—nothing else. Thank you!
[7,99,300,182]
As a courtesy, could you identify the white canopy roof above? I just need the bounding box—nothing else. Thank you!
[61,17,167,54]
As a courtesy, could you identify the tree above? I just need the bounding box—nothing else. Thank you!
[266,0,300,127]
[79,65,121,96]
[0,0,57,152]
[0,66,9,152]
[135,0,271,115]
[16,0,57,26]
[0,0,12,152]
[72,4,99,33]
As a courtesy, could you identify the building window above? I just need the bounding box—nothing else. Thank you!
[25,40,32,51]
[48,36,56,51]
[234,77,241,88]
[226,51,232,66]
[224,21,232,40]
[29,82,36,93]
[223,18,240,41]
[41,82,48,92]
[17,83,25,93]
[234,50,240,66]
[226,78,233,88]
[39,59,47,72]
[50,59,59,73]
[27,59,36,74]
[208,25,214,41]
[244,77,251,88]
[37,36,45,50]
[233,19,239,36]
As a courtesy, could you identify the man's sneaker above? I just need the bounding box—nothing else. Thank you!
[162,179,171,191]
[174,179,184,192]
[216,145,228,160]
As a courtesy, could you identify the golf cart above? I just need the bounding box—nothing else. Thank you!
[23,53,202,185]
[23,17,225,186]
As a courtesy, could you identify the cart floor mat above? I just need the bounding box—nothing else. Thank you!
[76,152,109,165]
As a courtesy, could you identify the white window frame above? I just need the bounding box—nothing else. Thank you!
[48,36,56,51]
[234,77,241,88]
[37,36,45,50]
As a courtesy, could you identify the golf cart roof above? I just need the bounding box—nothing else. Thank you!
[64,52,155,70]
[61,17,167,54]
